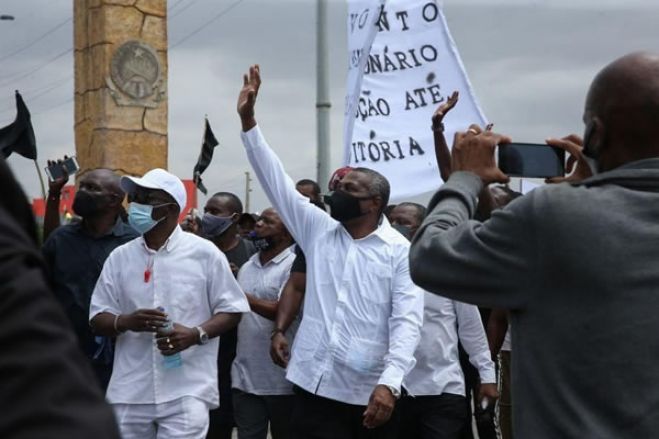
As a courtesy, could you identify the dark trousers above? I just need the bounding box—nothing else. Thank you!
[290,386,399,439]
[398,394,468,439]
[233,389,295,439]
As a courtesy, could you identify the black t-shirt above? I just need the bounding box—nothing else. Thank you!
[290,244,306,274]
[224,237,256,269]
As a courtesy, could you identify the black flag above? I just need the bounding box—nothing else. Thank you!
[193,118,219,195]
[0,91,37,160]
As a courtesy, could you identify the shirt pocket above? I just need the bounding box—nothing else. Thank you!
[360,261,392,305]
[345,336,387,375]
[169,280,207,323]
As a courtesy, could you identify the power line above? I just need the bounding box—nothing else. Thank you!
[31,97,73,117]
[0,76,72,115]
[169,0,200,19]
[171,0,246,49]
[168,0,186,13]
[0,17,72,63]
[0,48,72,86]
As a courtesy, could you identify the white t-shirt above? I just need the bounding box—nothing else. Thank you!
[231,247,296,395]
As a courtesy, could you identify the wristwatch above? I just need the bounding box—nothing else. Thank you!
[385,385,401,399]
[196,326,209,345]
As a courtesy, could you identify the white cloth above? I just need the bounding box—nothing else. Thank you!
[112,396,210,439]
[231,247,297,395]
[241,125,424,406]
[90,226,249,407]
[405,293,496,396]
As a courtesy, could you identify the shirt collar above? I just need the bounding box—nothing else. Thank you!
[140,225,184,254]
[254,245,294,268]
[339,215,398,244]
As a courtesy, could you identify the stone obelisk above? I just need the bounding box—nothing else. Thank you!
[74,0,168,178]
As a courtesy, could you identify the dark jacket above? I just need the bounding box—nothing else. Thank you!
[0,157,120,439]
[410,159,659,438]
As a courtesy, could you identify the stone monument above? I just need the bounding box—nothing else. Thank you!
[74,0,168,178]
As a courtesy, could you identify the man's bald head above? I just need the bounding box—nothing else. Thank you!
[584,52,659,171]
[85,168,124,197]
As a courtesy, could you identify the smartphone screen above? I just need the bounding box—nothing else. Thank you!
[61,156,80,175]
[498,143,565,178]
[45,156,79,182]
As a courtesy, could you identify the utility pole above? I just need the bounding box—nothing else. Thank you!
[316,0,331,191]
[244,171,252,213]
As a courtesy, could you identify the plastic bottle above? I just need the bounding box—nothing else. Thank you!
[157,307,182,369]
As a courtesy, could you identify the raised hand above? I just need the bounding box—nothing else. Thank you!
[47,157,69,194]
[545,135,592,184]
[451,124,511,185]
[237,64,261,131]
[432,90,459,124]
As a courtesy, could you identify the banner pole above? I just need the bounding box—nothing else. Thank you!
[33,159,47,200]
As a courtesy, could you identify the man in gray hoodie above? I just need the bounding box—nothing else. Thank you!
[409,52,659,438]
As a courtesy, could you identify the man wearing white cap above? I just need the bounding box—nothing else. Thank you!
[89,168,250,439]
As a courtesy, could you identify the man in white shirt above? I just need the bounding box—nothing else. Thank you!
[232,207,297,439]
[389,203,497,439]
[236,65,424,439]
[89,168,250,439]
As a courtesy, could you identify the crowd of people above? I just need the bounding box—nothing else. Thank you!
[3,51,659,439]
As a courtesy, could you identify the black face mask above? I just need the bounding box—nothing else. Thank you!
[323,190,367,223]
[72,191,107,218]
[392,224,412,241]
[248,231,274,251]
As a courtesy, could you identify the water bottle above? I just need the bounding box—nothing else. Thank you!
[157,307,182,369]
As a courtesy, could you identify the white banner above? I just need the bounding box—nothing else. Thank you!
[344,0,487,201]
[343,0,386,155]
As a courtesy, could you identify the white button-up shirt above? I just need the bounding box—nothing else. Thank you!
[89,226,249,407]
[405,293,496,396]
[232,247,297,395]
[241,126,424,406]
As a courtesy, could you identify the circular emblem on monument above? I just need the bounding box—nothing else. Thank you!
[106,40,165,108]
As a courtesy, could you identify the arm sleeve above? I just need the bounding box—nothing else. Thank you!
[240,125,335,253]
[208,248,250,314]
[409,171,537,310]
[455,301,496,384]
[89,252,122,320]
[378,247,425,390]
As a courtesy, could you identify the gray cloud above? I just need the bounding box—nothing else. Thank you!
[1,0,658,211]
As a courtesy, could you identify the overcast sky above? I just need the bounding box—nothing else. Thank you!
[1,0,658,212]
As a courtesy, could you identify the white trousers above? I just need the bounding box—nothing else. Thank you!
[113,396,210,439]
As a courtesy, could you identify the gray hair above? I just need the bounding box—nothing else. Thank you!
[353,167,390,212]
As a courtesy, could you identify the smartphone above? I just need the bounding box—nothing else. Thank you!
[498,143,565,178]
[45,156,80,182]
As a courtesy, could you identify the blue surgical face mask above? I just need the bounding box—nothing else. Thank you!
[201,213,235,238]
[128,202,166,235]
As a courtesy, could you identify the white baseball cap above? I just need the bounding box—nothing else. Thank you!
[121,168,187,211]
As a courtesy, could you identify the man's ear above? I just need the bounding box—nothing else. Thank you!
[584,117,605,158]
[370,196,383,215]
[231,212,241,223]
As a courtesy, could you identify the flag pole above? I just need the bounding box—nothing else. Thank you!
[316,0,331,191]
[33,159,47,200]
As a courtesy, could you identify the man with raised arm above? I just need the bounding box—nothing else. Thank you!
[237,65,424,439]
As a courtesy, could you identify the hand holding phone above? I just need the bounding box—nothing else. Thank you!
[45,156,79,183]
